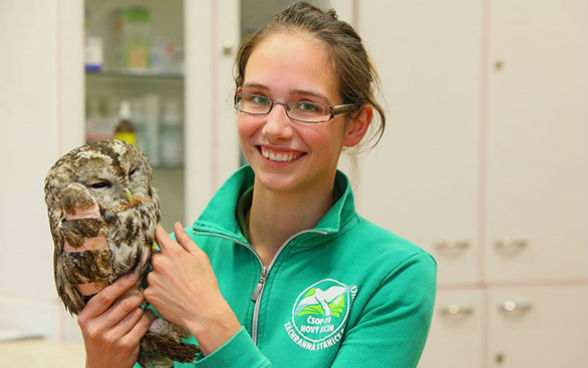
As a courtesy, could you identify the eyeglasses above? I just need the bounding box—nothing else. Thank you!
[234,92,360,124]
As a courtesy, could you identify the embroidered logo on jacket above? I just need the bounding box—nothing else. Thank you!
[285,278,357,351]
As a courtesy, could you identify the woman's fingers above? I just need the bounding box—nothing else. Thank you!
[109,307,144,338]
[79,273,138,321]
[174,222,201,255]
[154,224,175,253]
[77,275,152,368]
[96,290,144,335]
[153,222,203,259]
[125,309,155,343]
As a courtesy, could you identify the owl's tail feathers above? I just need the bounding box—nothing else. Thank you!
[138,317,200,367]
[136,347,173,368]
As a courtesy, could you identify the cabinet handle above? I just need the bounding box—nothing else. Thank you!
[222,41,234,56]
[494,238,528,251]
[498,300,533,314]
[494,59,504,71]
[435,240,470,251]
[440,304,474,317]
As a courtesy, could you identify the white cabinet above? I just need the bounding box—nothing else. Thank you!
[84,0,187,231]
[356,0,483,286]
[357,0,587,367]
[485,0,588,282]
[488,285,588,367]
[0,0,84,340]
[419,289,484,368]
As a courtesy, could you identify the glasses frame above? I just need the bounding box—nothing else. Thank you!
[234,92,360,124]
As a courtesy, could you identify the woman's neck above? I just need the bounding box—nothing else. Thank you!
[248,176,336,267]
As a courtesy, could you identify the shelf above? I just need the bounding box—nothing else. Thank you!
[85,69,184,81]
[152,165,184,170]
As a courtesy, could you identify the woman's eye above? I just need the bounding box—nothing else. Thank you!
[89,181,112,189]
[295,102,321,112]
[246,95,270,105]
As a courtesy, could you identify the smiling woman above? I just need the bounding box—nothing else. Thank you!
[235,31,370,228]
[76,3,437,368]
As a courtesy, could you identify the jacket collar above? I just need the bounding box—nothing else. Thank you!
[191,165,357,242]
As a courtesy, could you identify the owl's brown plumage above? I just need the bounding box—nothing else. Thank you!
[44,139,198,367]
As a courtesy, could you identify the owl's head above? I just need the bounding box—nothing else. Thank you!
[45,139,158,214]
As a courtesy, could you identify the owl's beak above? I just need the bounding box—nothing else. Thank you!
[124,187,134,204]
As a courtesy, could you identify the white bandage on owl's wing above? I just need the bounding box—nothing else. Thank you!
[77,281,109,296]
[64,202,101,220]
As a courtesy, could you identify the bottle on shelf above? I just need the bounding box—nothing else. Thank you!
[132,98,149,156]
[84,36,103,72]
[112,7,151,71]
[86,97,118,143]
[160,98,183,167]
[114,100,136,146]
[143,94,160,166]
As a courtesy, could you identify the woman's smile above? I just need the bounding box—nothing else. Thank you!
[257,145,306,164]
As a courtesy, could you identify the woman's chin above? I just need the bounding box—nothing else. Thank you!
[254,171,300,193]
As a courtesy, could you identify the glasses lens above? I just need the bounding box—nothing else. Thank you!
[237,93,271,114]
[287,101,327,123]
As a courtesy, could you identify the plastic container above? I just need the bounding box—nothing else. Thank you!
[112,7,151,70]
[85,97,114,142]
[159,99,183,167]
[132,99,149,156]
[84,36,103,72]
[114,100,136,146]
[143,94,160,166]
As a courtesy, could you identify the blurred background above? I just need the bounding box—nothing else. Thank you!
[0,0,586,367]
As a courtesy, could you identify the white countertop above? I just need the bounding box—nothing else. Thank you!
[0,339,85,367]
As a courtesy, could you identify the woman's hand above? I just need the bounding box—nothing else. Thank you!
[77,273,153,368]
[144,222,241,355]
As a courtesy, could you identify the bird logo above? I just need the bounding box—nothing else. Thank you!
[295,286,348,318]
[287,278,357,348]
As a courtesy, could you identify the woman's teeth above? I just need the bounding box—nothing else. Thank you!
[261,147,302,162]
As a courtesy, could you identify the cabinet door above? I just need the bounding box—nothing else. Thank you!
[356,0,483,285]
[185,0,241,218]
[419,288,484,368]
[485,0,588,281]
[487,284,588,367]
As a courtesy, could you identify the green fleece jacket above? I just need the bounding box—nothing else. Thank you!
[136,165,436,368]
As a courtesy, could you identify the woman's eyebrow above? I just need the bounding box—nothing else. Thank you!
[242,82,269,90]
[289,89,330,103]
[242,84,330,103]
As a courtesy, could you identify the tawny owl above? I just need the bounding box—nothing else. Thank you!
[44,139,198,367]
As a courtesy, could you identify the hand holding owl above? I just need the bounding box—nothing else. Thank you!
[144,223,242,356]
[77,273,153,368]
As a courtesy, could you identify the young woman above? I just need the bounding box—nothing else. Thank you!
[78,2,436,367]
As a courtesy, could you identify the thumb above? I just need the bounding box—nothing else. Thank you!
[173,222,200,255]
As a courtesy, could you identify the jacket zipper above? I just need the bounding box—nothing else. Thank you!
[193,228,328,343]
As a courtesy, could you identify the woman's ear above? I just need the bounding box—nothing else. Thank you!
[343,105,373,147]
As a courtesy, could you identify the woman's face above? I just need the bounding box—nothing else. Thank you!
[237,32,352,194]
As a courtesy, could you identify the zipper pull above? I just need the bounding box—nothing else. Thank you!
[251,266,268,302]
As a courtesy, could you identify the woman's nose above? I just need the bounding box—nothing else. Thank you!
[262,103,293,142]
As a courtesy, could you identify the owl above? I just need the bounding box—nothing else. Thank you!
[44,139,198,367]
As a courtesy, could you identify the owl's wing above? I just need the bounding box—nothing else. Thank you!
[55,255,86,315]
[54,183,111,314]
